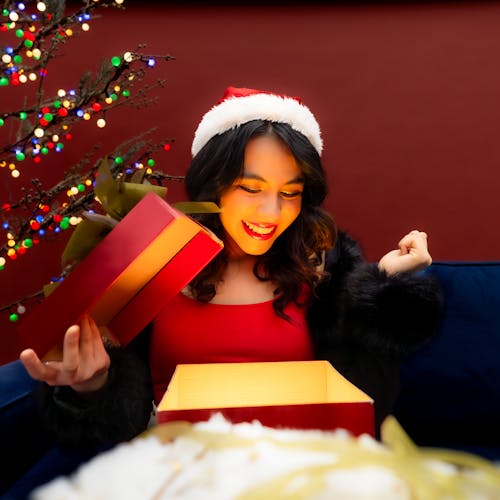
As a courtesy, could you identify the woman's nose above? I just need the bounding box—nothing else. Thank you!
[257,194,281,221]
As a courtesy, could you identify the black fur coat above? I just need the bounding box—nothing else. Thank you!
[37,231,442,448]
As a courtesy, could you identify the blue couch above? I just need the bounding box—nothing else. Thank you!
[394,262,500,461]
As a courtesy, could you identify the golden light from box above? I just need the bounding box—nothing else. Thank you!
[159,361,373,410]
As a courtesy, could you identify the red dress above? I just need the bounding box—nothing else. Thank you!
[149,293,314,403]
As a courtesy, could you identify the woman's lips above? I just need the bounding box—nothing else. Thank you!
[242,220,277,240]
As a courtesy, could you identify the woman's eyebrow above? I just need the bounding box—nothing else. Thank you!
[286,175,305,185]
[241,172,305,184]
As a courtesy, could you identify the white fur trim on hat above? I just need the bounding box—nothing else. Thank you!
[191,93,323,157]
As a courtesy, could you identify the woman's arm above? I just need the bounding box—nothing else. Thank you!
[307,231,443,431]
[309,230,442,357]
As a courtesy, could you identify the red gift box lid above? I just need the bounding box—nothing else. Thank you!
[0,193,222,365]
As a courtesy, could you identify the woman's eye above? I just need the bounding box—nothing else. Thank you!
[280,190,303,199]
[239,185,260,194]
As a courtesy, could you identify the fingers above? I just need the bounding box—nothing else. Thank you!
[400,229,432,267]
[398,230,427,253]
[79,314,94,361]
[20,348,44,380]
[379,229,432,275]
[81,314,108,363]
[19,316,108,390]
[399,229,426,245]
[62,324,81,373]
[20,348,57,383]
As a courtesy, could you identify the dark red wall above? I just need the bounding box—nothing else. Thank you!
[2,1,500,334]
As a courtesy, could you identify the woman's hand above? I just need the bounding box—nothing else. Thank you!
[20,314,110,394]
[378,230,433,275]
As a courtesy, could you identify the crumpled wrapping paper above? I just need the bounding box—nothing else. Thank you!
[32,414,500,500]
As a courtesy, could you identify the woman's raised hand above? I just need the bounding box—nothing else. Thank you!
[20,314,110,394]
[378,230,433,275]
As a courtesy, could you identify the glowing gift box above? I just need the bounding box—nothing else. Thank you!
[157,361,375,437]
[1,192,222,364]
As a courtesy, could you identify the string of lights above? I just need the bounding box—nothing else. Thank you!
[0,0,181,322]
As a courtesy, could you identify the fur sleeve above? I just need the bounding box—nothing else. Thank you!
[336,263,443,356]
[309,231,443,358]
[36,340,153,450]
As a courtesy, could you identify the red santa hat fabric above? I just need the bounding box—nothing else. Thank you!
[191,86,323,157]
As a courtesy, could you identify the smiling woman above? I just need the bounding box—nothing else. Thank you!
[4,86,442,497]
[220,135,304,256]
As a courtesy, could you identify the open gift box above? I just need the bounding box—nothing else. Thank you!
[0,192,223,365]
[157,360,375,437]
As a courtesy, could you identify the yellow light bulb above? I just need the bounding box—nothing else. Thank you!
[11,170,20,178]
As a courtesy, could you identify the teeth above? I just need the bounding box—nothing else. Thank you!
[244,221,275,235]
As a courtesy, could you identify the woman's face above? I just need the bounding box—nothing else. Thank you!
[219,134,304,257]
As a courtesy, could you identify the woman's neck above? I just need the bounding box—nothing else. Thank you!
[210,254,276,305]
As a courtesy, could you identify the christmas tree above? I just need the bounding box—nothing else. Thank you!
[0,0,178,335]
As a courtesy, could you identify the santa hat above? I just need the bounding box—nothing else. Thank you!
[191,86,323,157]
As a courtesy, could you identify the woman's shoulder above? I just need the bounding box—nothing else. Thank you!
[324,230,366,274]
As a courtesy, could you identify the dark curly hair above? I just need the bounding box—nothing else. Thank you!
[185,120,337,318]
